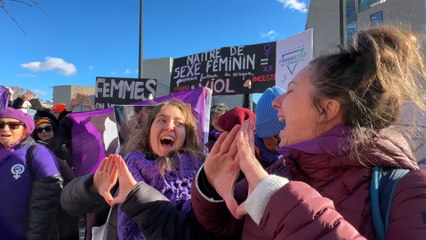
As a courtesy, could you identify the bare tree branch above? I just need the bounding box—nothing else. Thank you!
[0,0,47,34]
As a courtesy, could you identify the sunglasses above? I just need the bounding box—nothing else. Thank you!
[0,121,24,130]
[35,126,53,134]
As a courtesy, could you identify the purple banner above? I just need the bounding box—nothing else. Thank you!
[0,86,9,111]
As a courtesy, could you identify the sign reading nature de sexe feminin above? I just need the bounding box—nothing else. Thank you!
[95,77,157,109]
[170,42,276,95]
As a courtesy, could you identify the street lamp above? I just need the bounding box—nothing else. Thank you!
[138,0,143,79]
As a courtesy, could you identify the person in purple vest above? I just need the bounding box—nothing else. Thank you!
[0,107,63,240]
[60,99,206,240]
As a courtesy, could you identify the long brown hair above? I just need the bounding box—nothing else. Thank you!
[310,24,426,160]
[123,99,205,174]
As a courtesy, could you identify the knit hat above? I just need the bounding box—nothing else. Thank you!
[255,86,285,138]
[34,110,59,130]
[52,103,67,113]
[217,107,256,132]
[35,118,51,126]
[0,107,35,134]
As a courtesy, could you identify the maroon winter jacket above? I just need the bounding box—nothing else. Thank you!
[191,125,426,239]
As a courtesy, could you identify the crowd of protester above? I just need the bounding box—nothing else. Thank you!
[1,24,426,240]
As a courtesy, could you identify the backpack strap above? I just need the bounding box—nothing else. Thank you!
[370,166,409,240]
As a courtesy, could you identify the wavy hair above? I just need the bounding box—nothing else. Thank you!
[122,99,205,174]
[310,24,426,161]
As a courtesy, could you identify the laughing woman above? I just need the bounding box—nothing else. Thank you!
[191,25,426,239]
[61,99,205,240]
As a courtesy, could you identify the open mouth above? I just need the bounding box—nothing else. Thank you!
[278,116,286,124]
[160,136,175,147]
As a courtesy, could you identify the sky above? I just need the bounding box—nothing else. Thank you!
[0,0,309,102]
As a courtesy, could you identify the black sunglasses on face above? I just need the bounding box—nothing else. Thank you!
[35,126,53,134]
[0,121,24,130]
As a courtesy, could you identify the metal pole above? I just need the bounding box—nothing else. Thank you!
[138,0,143,79]
[243,93,253,111]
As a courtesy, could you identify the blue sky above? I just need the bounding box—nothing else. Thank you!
[0,0,309,101]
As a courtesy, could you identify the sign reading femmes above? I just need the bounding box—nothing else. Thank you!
[170,42,276,95]
[95,77,157,109]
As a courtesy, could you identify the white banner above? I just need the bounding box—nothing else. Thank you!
[275,29,313,91]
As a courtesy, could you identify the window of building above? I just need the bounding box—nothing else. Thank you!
[358,0,386,12]
[370,11,383,25]
[346,0,356,17]
[347,21,357,42]
[346,0,357,43]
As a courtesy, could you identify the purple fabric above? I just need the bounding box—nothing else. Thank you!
[276,124,352,157]
[0,107,35,134]
[0,86,8,111]
[69,87,210,177]
[117,151,202,240]
[209,128,222,140]
[254,133,281,165]
[68,108,115,176]
[0,138,27,163]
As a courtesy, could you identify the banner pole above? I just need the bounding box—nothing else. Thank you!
[243,93,253,111]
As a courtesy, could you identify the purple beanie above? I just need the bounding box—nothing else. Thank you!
[0,107,35,134]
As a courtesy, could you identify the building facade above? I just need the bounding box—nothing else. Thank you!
[306,0,426,57]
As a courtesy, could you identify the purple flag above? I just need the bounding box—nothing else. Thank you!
[69,87,211,177]
[0,86,9,111]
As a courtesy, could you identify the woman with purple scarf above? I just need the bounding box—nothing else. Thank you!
[0,107,63,240]
[61,99,206,240]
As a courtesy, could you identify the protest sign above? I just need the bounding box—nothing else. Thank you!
[95,77,157,109]
[276,29,313,91]
[170,43,276,95]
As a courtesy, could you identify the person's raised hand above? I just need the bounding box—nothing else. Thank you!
[69,93,81,110]
[204,124,241,216]
[109,155,138,206]
[21,92,30,101]
[81,93,95,110]
[229,118,269,219]
[6,87,14,101]
[93,155,118,205]
[25,92,37,100]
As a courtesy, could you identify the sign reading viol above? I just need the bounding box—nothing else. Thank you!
[170,42,276,95]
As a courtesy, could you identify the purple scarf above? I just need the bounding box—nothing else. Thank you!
[117,151,203,240]
[0,137,31,165]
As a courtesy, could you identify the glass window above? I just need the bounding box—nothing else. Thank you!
[347,21,357,41]
[346,0,356,16]
[370,11,383,25]
[359,0,386,12]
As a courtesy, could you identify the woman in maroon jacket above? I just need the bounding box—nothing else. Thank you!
[191,25,426,239]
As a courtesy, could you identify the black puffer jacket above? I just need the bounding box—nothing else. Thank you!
[60,174,118,240]
[19,138,65,240]
[61,174,233,240]
[121,182,235,240]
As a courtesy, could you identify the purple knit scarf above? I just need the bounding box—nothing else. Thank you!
[117,151,202,240]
